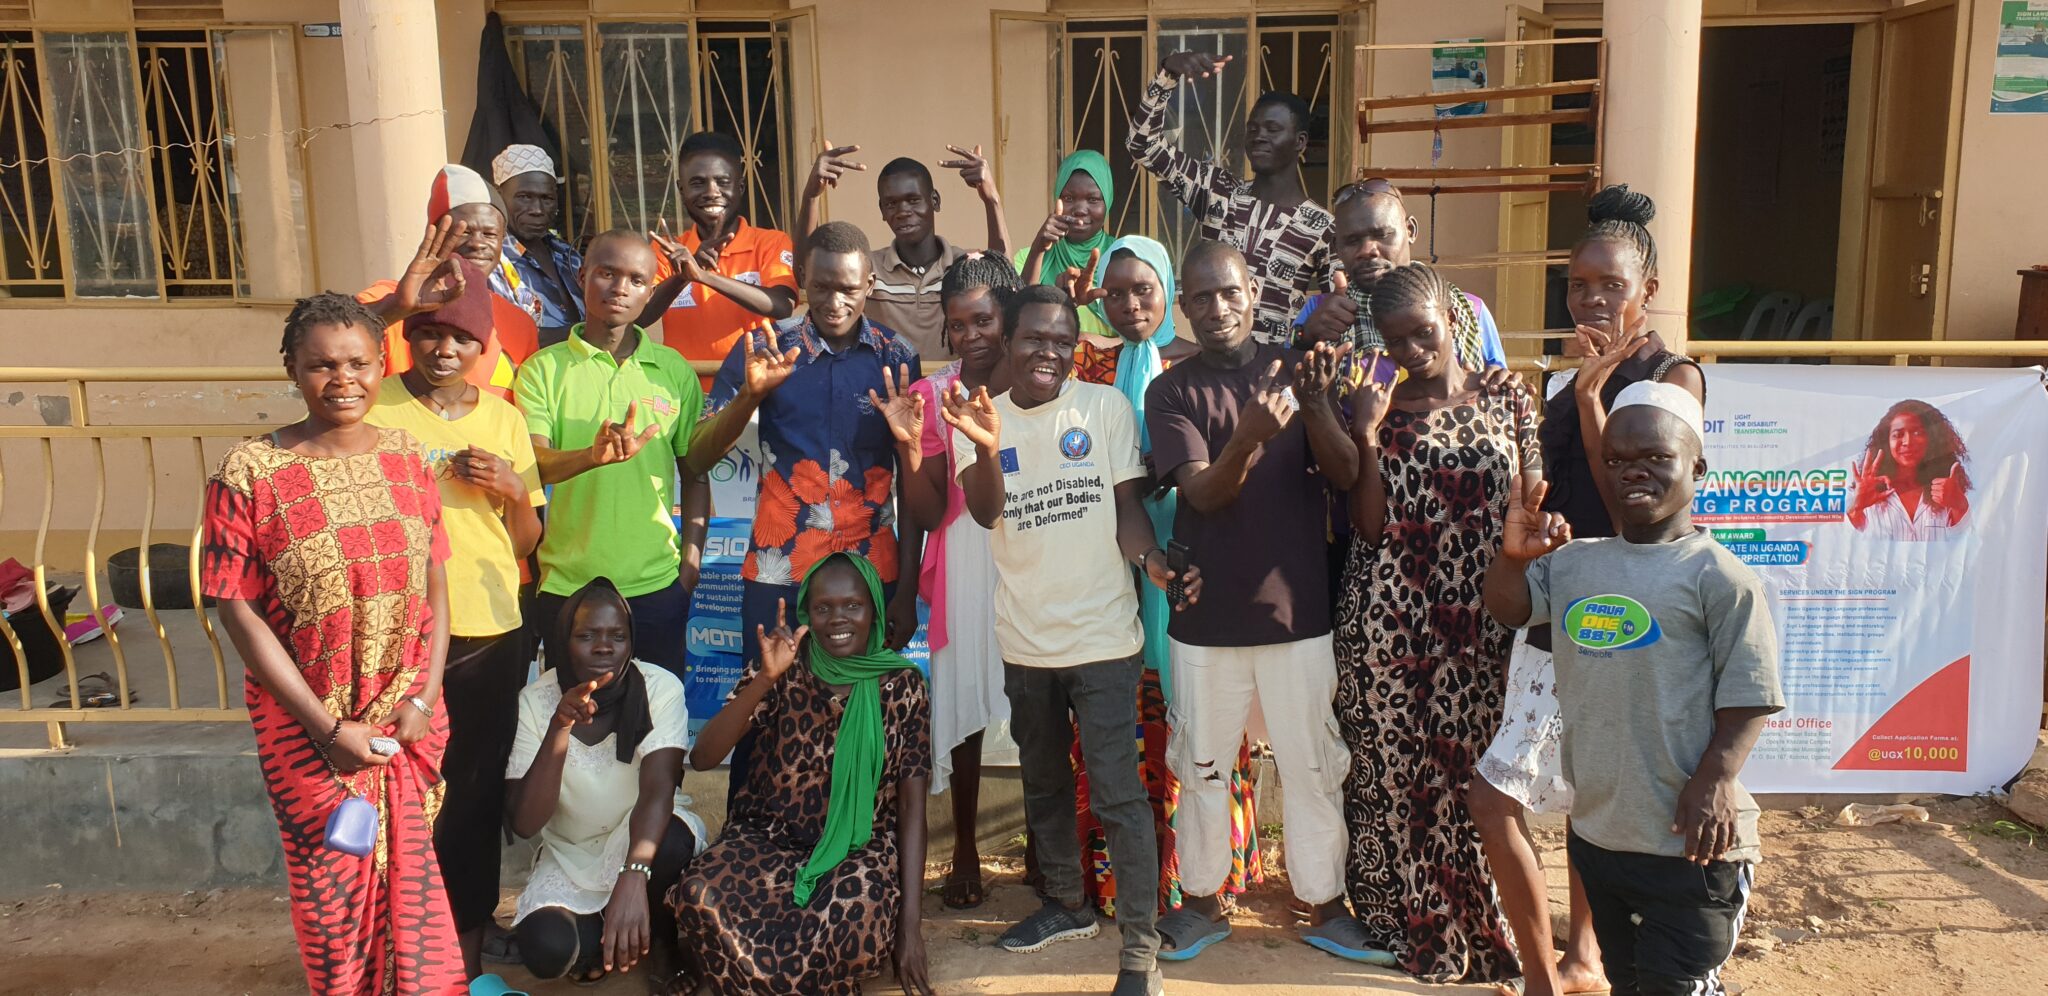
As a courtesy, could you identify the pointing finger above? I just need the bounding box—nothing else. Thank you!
[775,597,788,634]
[1527,478,1551,513]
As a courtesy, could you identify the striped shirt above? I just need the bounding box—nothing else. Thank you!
[1129,68,1335,345]
[865,237,968,360]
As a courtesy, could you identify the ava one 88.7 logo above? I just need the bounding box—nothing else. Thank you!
[1562,593,1663,651]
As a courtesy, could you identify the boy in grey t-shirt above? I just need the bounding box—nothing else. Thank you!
[1485,381,1783,996]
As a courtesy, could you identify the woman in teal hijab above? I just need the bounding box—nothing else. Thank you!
[677,553,935,995]
[1016,149,1117,337]
[1064,236,1268,923]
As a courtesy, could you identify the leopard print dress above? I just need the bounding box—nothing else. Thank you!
[1334,382,1537,985]
[671,659,932,995]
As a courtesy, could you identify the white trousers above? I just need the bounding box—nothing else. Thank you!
[1168,634,1349,905]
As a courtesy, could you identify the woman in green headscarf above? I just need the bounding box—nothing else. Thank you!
[676,553,935,995]
[1016,148,1118,337]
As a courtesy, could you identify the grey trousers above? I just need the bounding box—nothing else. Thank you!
[1004,655,1161,972]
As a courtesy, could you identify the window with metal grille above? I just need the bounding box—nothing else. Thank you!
[504,17,800,249]
[0,26,308,302]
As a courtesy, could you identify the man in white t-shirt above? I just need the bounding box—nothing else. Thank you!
[942,284,1200,996]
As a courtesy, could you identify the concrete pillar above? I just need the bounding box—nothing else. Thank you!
[1604,0,1703,348]
[339,0,448,286]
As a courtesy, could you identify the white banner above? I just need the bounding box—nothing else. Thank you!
[1695,365,2048,793]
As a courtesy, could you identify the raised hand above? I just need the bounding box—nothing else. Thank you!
[1033,198,1073,251]
[450,445,525,504]
[650,218,710,285]
[938,143,997,202]
[805,140,867,198]
[1501,476,1571,562]
[1301,270,1358,348]
[1849,450,1891,514]
[1292,341,1350,411]
[742,325,801,399]
[756,598,808,681]
[1058,248,1107,308]
[1236,359,1297,447]
[867,364,927,446]
[588,402,662,467]
[694,209,739,272]
[552,670,616,730]
[1929,462,1967,518]
[1573,323,1648,402]
[394,216,470,316]
[1162,51,1234,79]
[1348,349,1396,437]
[938,383,1002,452]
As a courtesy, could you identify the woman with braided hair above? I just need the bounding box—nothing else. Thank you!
[1334,261,1537,984]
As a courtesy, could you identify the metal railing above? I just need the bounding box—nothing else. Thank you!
[5,340,2047,748]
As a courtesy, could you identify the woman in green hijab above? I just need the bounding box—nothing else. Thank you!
[676,553,935,995]
[1016,149,1118,338]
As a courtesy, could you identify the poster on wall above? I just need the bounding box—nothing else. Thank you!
[1693,366,2048,794]
[1993,1,2048,113]
[1432,39,1488,118]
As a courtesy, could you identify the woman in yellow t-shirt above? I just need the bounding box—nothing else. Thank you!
[365,257,545,979]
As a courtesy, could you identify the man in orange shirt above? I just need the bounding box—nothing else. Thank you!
[645,132,800,365]
[359,164,542,400]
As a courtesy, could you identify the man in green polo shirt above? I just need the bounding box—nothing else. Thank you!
[514,229,707,677]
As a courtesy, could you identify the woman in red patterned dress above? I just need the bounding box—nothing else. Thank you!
[204,293,464,996]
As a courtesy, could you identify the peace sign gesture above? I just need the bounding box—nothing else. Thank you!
[394,216,471,317]
[938,382,1002,452]
[741,324,801,400]
[939,143,997,202]
[588,402,662,467]
[1501,476,1571,563]
[805,140,868,199]
[1057,247,1106,308]
[867,363,926,447]
[551,670,616,730]
[756,598,809,682]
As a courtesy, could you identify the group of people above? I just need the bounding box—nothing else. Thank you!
[201,49,1783,996]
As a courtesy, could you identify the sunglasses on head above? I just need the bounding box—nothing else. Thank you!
[1334,177,1402,206]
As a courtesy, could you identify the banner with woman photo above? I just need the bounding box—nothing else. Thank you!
[1693,365,2048,793]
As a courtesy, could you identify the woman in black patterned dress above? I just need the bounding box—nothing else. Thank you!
[1334,262,1540,985]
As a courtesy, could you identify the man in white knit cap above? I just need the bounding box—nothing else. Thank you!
[1484,380,1783,996]
[493,143,584,347]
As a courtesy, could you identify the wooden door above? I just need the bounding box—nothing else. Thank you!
[1857,0,1969,340]
[991,11,1064,232]
[1495,4,1555,344]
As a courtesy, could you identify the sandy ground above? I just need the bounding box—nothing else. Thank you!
[6,799,2047,995]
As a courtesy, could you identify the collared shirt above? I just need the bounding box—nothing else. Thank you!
[866,237,969,360]
[1130,67,1335,345]
[501,231,585,331]
[514,325,704,598]
[706,314,921,587]
[656,218,798,364]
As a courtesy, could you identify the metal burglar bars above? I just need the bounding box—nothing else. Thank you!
[9,345,2048,748]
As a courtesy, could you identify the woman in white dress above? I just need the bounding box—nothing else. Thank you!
[1848,400,1971,542]
[875,252,1019,909]
[505,578,704,994]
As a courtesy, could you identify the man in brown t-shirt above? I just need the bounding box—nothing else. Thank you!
[1144,240,1380,963]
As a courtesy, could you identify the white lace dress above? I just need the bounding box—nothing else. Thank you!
[1476,631,1574,815]
[506,662,708,923]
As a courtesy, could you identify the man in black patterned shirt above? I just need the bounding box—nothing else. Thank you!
[1128,50,1335,345]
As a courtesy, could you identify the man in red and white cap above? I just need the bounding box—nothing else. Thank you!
[356,163,542,400]
[494,144,585,347]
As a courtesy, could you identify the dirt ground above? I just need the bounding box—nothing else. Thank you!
[6,798,2046,995]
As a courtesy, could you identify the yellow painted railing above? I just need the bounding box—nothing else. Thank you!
[4,341,2045,747]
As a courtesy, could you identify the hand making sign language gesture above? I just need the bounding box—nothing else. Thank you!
[1300,269,1357,347]
[1500,475,1572,563]
[938,144,996,201]
[1291,340,1350,415]
[551,669,616,730]
[1055,247,1106,308]
[937,381,1003,451]
[392,216,472,317]
[741,323,802,400]
[587,402,663,468]
[755,597,808,684]
[1162,51,1234,80]
[1348,348,1396,439]
[650,214,737,285]
[1236,358,1300,448]
[868,364,927,471]
[805,140,868,198]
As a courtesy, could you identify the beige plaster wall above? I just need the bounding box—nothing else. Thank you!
[1944,0,2048,341]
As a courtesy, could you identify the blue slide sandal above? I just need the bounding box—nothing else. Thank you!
[1155,907,1232,962]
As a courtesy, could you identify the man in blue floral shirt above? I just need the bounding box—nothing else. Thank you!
[493,144,585,348]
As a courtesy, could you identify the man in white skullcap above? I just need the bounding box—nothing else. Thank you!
[493,144,584,347]
[1485,378,1783,996]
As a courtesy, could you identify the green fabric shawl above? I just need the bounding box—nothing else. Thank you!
[791,552,922,906]
[1037,149,1116,285]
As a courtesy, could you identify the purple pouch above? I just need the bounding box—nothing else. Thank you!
[325,794,378,857]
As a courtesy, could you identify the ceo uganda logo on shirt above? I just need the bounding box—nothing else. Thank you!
[1059,427,1092,460]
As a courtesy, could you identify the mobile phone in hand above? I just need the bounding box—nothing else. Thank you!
[1166,540,1191,609]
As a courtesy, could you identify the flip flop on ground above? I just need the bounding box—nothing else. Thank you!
[1155,906,1231,962]
[1301,915,1398,965]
